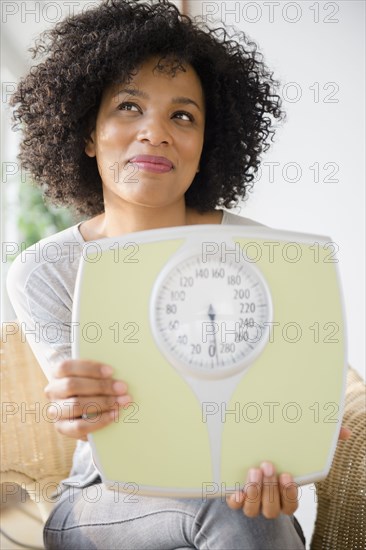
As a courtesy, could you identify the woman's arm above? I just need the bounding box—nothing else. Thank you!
[6,227,132,440]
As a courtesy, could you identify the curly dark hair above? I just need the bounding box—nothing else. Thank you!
[10,0,285,217]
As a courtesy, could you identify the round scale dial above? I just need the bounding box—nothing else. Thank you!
[150,250,272,379]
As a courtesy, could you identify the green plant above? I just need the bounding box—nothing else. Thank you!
[14,180,83,255]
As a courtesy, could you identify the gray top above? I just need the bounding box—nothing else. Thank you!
[7,210,264,488]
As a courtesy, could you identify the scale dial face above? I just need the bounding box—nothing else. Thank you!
[150,250,272,379]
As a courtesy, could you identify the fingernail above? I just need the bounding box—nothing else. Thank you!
[280,473,292,485]
[113,381,127,393]
[261,461,274,477]
[101,365,113,377]
[249,468,261,483]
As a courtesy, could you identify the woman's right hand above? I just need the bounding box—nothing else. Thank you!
[44,359,133,441]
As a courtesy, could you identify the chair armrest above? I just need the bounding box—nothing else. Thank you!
[310,367,366,550]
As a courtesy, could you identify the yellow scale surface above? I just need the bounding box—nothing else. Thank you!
[75,235,345,495]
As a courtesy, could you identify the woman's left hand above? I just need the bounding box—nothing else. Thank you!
[226,425,351,517]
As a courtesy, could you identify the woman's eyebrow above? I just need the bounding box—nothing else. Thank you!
[112,87,202,111]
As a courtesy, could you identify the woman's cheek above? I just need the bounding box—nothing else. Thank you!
[96,131,127,185]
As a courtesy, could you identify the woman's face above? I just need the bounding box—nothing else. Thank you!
[85,57,205,210]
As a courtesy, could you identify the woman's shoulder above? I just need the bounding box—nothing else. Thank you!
[5,224,85,379]
[221,209,267,227]
[6,223,84,304]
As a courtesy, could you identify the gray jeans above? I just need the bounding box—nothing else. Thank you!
[44,481,306,550]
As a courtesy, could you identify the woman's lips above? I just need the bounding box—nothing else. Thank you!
[128,155,173,174]
[130,161,172,173]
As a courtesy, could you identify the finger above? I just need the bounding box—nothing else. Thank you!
[260,462,281,519]
[53,359,114,380]
[242,468,263,517]
[45,376,128,400]
[53,409,118,439]
[338,426,352,441]
[46,394,133,420]
[279,473,299,515]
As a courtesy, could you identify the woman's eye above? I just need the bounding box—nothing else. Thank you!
[118,102,140,112]
[174,111,194,122]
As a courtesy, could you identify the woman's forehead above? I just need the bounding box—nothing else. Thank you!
[101,57,205,104]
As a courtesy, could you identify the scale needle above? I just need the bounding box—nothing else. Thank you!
[207,304,219,364]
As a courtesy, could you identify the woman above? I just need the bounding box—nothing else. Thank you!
[7,0,349,548]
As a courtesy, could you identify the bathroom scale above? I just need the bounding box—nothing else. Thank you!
[72,224,347,498]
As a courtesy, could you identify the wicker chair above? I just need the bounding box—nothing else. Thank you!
[0,322,76,522]
[1,321,365,548]
[310,366,366,549]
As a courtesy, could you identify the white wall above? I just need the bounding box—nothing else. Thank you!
[186,1,365,545]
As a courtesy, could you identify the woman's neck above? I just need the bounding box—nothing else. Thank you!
[78,204,223,242]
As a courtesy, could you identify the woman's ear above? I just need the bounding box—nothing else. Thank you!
[84,130,96,158]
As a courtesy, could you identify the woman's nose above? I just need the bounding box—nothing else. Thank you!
[137,115,173,146]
